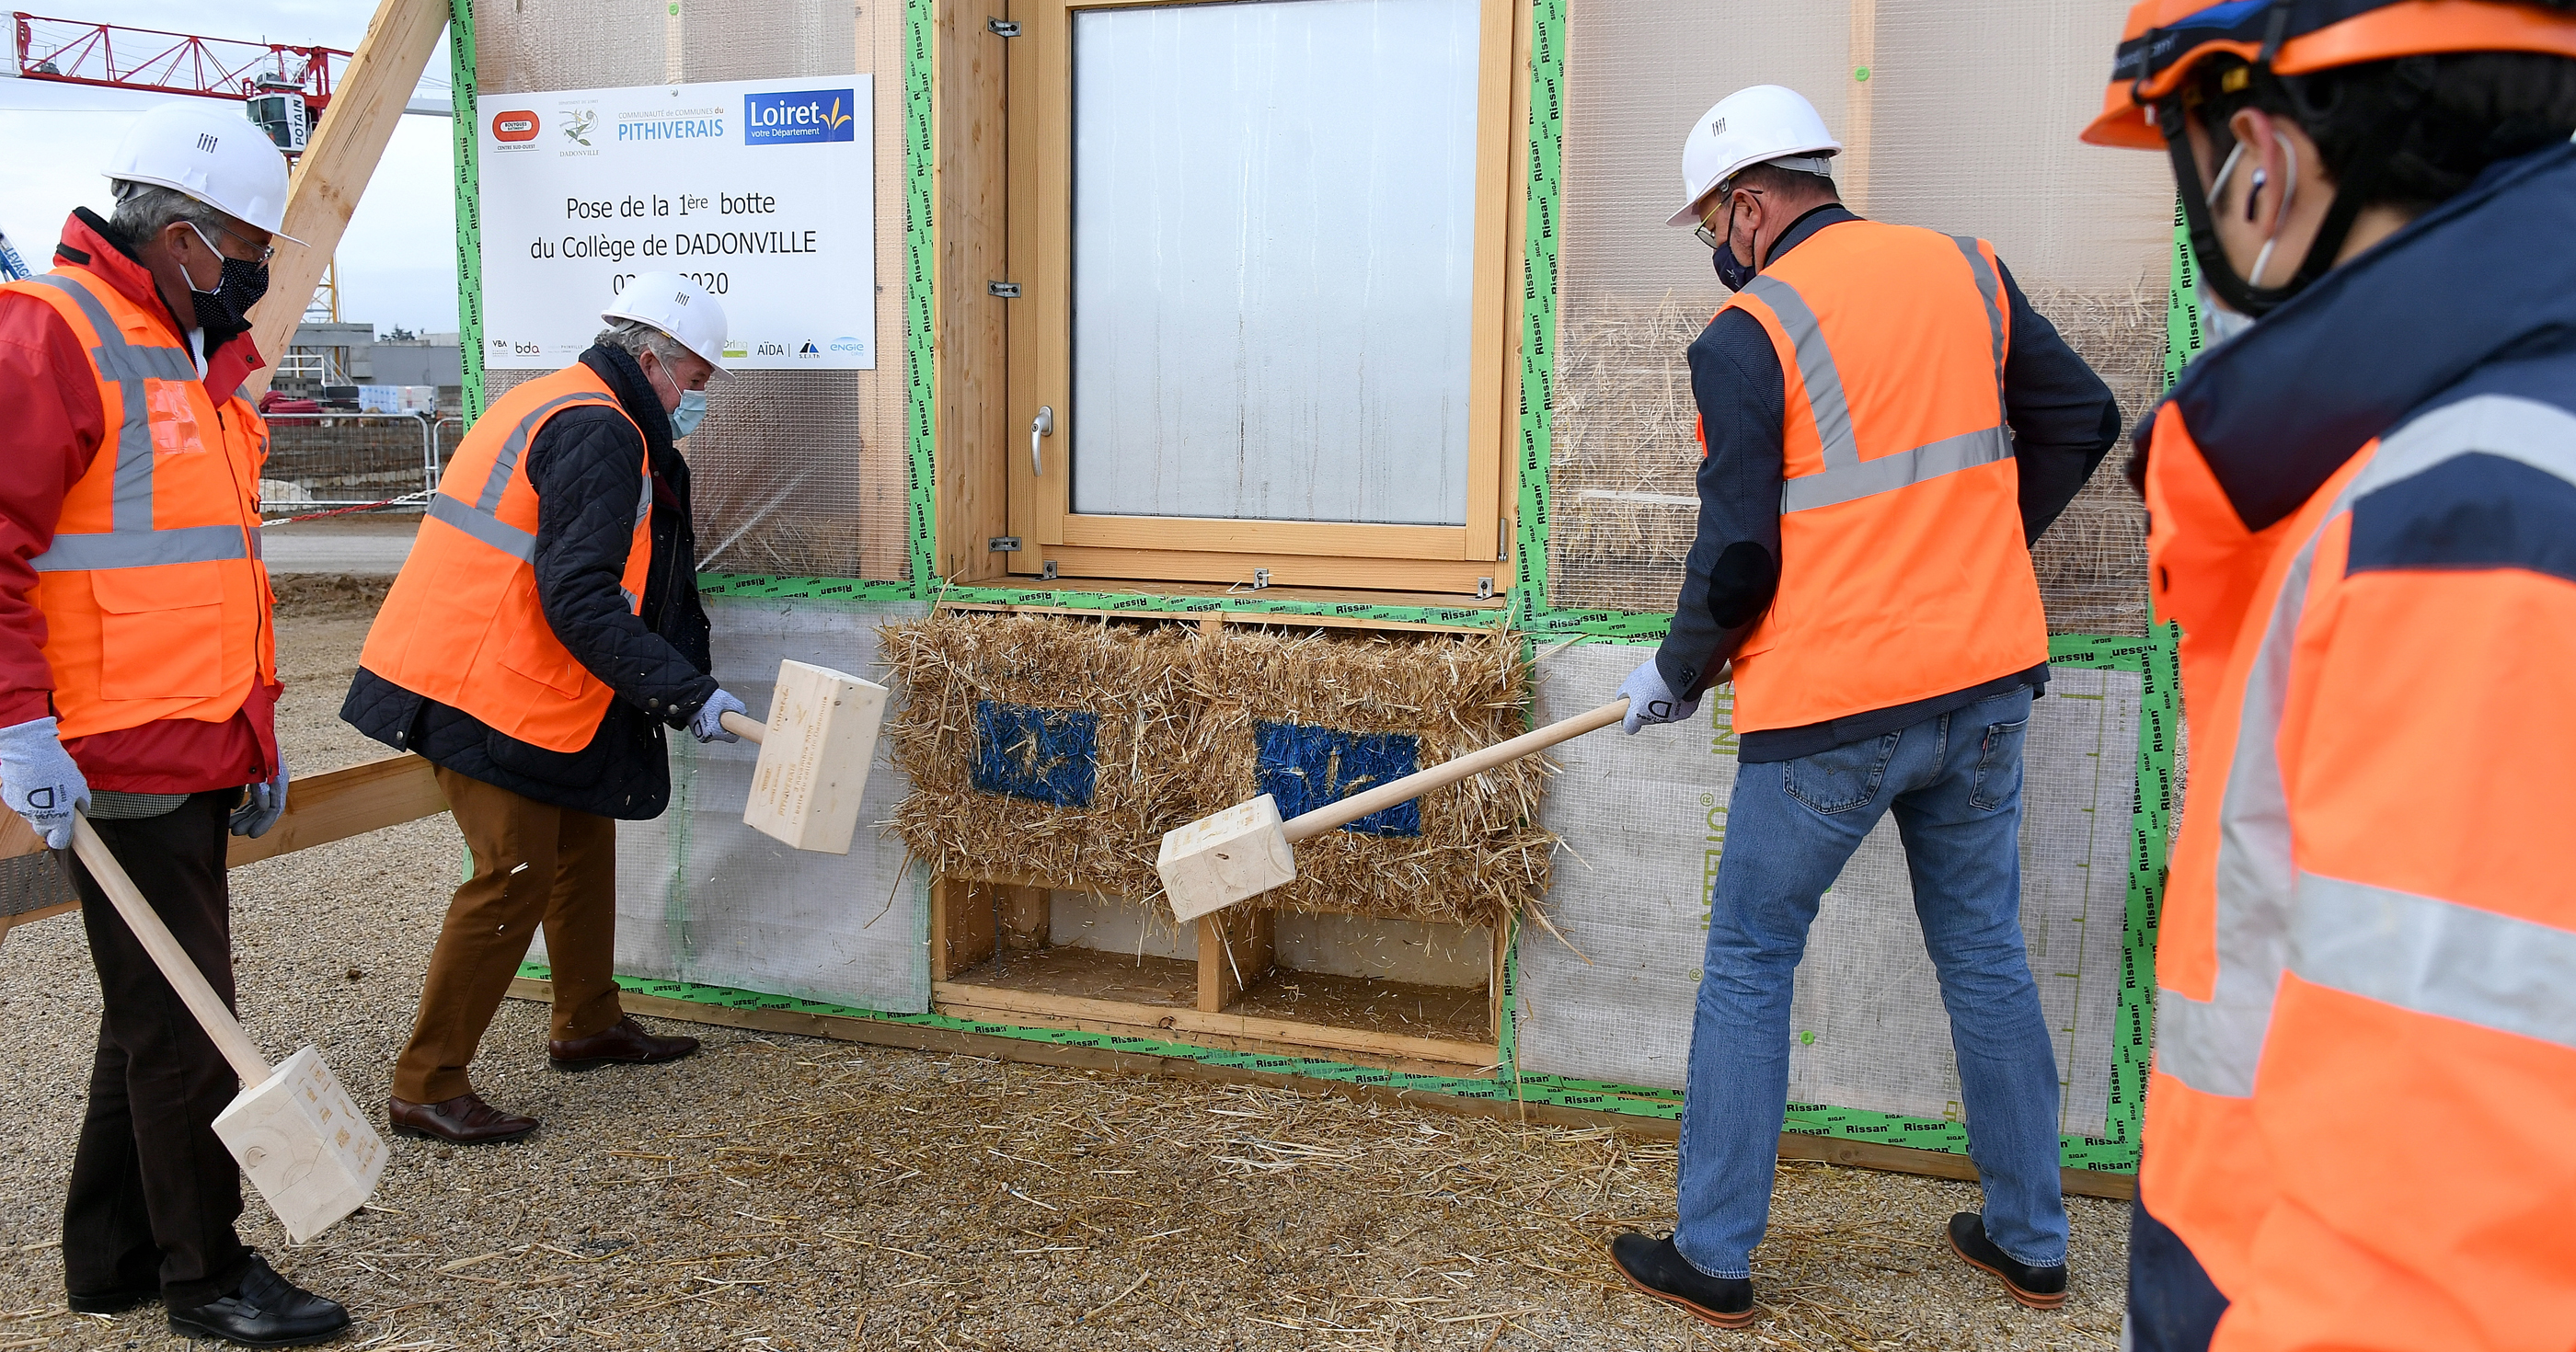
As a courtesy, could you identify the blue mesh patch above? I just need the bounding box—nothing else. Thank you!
[1254,721,1422,837]
[972,701,1098,808]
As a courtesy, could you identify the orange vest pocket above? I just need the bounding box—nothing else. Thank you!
[494,613,595,698]
[90,561,226,699]
[145,379,208,456]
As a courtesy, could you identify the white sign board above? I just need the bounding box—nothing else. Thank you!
[477,75,874,370]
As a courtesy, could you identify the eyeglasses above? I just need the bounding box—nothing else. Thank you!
[189,219,275,266]
[1692,183,1762,251]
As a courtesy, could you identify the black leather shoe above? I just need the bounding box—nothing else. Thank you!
[388,1092,540,1145]
[66,1282,156,1314]
[1947,1211,2068,1309]
[166,1253,350,1346]
[1609,1231,1754,1328]
[549,1014,700,1071]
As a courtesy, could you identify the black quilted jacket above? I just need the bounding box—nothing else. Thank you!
[340,345,717,819]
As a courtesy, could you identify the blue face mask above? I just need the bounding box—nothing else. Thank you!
[671,389,707,439]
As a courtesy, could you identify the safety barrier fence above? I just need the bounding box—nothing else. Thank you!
[259,412,449,513]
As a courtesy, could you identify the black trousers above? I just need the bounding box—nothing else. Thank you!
[61,793,251,1307]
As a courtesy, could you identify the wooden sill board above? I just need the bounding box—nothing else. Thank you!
[933,977,1498,1071]
[505,975,2133,1202]
[0,753,447,942]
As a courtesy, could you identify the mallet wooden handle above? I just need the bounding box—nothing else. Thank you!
[1280,697,1633,844]
[70,815,273,1085]
[719,710,767,745]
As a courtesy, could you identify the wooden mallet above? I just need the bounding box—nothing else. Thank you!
[715,658,889,854]
[68,816,386,1245]
[1160,693,1642,923]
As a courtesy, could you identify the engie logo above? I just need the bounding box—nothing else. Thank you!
[492,110,539,142]
[743,89,856,145]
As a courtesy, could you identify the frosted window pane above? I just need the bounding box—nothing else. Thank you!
[1070,0,1479,526]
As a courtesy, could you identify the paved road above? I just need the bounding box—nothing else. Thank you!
[261,521,419,574]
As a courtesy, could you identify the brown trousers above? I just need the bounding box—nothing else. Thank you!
[391,768,624,1103]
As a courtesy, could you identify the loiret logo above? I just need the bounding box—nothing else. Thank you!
[492,110,539,142]
[743,88,856,146]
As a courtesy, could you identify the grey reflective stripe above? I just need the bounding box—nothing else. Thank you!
[635,475,652,525]
[426,492,536,562]
[1950,235,2007,414]
[21,274,195,533]
[2154,520,2314,1097]
[1781,424,2012,512]
[2156,390,2576,1097]
[2349,394,2576,498]
[1742,274,1858,471]
[2290,872,2576,1050]
[29,524,251,572]
[1764,238,2018,515]
[475,392,618,511]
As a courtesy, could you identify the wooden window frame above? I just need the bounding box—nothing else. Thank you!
[1000,0,1520,595]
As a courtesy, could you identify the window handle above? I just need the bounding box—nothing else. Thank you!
[1031,406,1054,477]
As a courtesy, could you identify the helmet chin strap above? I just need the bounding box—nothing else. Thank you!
[2159,97,2372,318]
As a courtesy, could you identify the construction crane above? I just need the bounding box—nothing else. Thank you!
[6,12,449,319]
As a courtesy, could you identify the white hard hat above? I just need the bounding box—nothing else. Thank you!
[600,271,729,370]
[105,100,303,244]
[1665,85,1842,227]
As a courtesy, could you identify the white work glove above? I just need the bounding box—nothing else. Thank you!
[691,688,747,744]
[1618,658,1701,735]
[0,716,90,849]
[230,757,287,839]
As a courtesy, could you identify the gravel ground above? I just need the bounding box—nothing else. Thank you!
[0,581,2128,1350]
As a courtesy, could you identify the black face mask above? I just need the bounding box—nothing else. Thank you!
[1705,199,1757,292]
[183,224,270,335]
[1711,238,1757,292]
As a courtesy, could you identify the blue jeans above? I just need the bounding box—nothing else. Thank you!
[1673,686,2067,1278]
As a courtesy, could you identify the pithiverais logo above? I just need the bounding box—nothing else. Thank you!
[743,88,856,145]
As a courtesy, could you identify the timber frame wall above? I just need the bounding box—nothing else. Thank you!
[435,0,2193,1190]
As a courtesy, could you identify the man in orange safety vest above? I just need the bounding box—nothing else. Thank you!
[2083,2,2576,1347]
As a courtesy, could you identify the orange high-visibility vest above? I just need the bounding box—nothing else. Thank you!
[360,363,650,753]
[1717,220,2048,733]
[2145,392,2576,1348]
[0,269,274,739]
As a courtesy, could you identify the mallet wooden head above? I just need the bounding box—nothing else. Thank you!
[1157,793,1296,922]
[69,818,386,1244]
[723,659,888,854]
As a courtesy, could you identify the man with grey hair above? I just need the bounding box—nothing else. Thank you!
[343,273,742,1146]
[0,100,351,1345]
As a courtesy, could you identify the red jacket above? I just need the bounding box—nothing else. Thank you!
[0,211,276,792]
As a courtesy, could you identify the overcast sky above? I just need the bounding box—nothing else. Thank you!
[0,2,461,336]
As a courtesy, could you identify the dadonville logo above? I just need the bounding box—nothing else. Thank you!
[491,110,539,143]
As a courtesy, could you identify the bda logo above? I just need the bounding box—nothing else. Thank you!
[797,341,821,356]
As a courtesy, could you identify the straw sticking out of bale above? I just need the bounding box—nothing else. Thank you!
[883,613,1558,934]
[883,614,1202,905]
[1194,626,1555,930]
[1544,283,2164,636]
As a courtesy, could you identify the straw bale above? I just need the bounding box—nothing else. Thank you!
[1193,626,1556,930]
[884,613,1556,932]
[1545,284,2161,635]
[882,613,1202,899]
